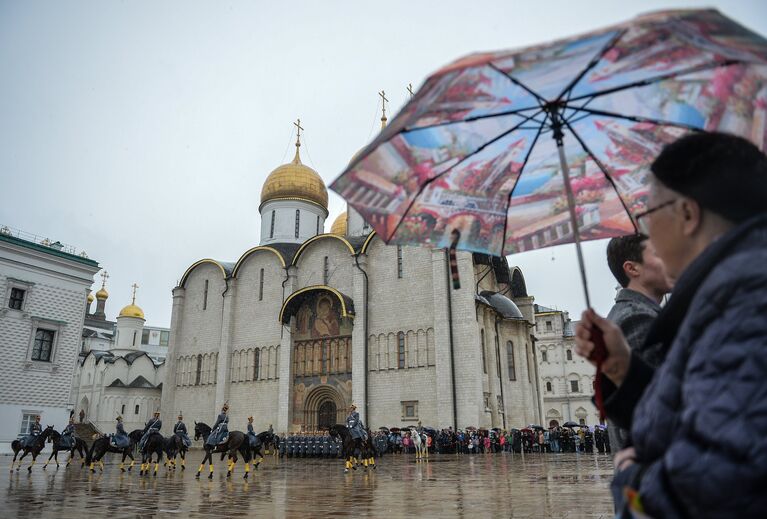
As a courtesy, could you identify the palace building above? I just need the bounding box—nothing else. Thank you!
[160,122,543,434]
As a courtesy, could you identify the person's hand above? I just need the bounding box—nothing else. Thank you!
[614,446,636,472]
[575,308,631,386]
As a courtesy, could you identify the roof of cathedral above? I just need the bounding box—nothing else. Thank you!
[330,212,347,235]
[260,139,328,210]
[118,303,145,319]
[477,290,524,320]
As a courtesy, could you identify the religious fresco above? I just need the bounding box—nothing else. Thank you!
[290,290,354,431]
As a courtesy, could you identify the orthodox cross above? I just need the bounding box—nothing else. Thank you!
[407,83,414,98]
[379,90,389,128]
[131,283,139,304]
[100,270,109,288]
[294,118,304,147]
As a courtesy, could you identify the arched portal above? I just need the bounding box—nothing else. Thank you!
[318,401,337,430]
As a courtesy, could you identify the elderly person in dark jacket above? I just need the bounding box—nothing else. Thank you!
[576,132,767,518]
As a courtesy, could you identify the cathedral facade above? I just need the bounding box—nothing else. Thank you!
[160,137,543,434]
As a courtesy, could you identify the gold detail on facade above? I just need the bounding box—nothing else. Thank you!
[330,212,347,236]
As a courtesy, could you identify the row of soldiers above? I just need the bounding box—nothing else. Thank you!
[279,432,342,458]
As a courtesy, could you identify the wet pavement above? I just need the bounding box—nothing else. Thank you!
[2,451,614,518]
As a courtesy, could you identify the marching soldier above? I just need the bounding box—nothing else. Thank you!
[139,411,162,450]
[278,433,286,458]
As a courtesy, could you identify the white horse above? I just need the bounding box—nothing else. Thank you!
[409,427,428,461]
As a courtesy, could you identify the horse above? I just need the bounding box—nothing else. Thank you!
[164,434,188,471]
[193,422,251,479]
[409,427,428,462]
[42,429,87,470]
[10,425,54,472]
[247,431,276,472]
[138,432,165,476]
[328,424,376,473]
[85,429,143,472]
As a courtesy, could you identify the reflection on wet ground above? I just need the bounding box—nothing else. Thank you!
[2,451,614,518]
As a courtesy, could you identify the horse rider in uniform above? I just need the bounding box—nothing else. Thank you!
[174,414,192,448]
[21,415,43,448]
[346,403,367,442]
[60,416,77,449]
[207,403,229,446]
[139,411,162,450]
[247,417,260,449]
[111,416,131,448]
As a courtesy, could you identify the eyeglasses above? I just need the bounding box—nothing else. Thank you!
[634,199,676,234]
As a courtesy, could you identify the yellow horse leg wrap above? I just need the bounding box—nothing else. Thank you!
[119,463,124,470]
[363,459,368,467]
[99,461,104,471]
[154,462,159,473]
[345,460,352,470]
[198,464,204,473]
[89,462,95,471]
[181,459,185,467]
[244,463,250,473]
[209,464,214,473]
[129,460,135,468]
[369,458,375,465]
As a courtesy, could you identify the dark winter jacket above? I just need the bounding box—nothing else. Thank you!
[609,215,767,518]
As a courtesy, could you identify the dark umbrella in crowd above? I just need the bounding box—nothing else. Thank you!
[563,421,580,428]
[529,424,545,430]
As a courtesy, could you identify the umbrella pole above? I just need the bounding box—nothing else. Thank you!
[556,140,592,309]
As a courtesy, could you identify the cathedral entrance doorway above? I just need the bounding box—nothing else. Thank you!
[318,400,336,430]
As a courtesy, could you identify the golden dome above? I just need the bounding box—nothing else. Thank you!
[330,211,348,235]
[260,146,328,209]
[118,304,145,319]
[96,287,109,299]
[87,292,95,303]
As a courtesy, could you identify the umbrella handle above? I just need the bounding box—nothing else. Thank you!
[590,327,608,421]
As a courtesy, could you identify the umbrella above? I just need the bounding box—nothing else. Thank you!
[379,426,390,432]
[422,426,439,436]
[332,8,767,417]
[465,426,477,431]
[529,424,545,430]
[562,421,580,428]
[520,428,533,434]
[389,427,401,434]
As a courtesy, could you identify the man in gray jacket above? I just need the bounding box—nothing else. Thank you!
[605,233,672,450]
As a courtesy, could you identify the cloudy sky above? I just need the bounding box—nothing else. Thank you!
[2,0,765,327]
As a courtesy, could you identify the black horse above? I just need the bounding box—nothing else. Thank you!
[10,425,54,472]
[43,429,87,470]
[139,432,165,476]
[329,424,377,473]
[248,431,276,471]
[193,422,250,479]
[164,434,188,470]
[86,429,143,473]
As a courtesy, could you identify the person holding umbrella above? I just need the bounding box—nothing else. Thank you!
[575,132,767,517]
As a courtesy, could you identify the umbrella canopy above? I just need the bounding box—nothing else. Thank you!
[529,424,545,430]
[520,427,533,433]
[422,426,439,436]
[379,426,390,432]
[562,421,581,428]
[465,426,477,431]
[389,427,401,434]
[331,9,767,305]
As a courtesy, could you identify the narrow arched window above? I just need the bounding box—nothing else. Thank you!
[295,210,300,238]
[253,349,260,381]
[195,354,202,386]
[546,381,552,392]
[507,341,516,381]
[259,268,264,301]
[480,329,487,374]
[397,332,406,369]
[270,210,275,239]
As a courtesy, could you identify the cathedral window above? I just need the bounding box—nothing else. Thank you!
[570,380,579,393]
[546,381,552,392]
[295,210,300,238]
[526,342,533,382]
[397,332,405,369]
[195,354,202,386]
[542,350,548,362]
[270,211,275,239]
[323,256,329,284]
[480,330,487,374]
[396,245,403,278]
[495,333,501,378]
[507,341,516,381]
[121,404,125,415]
[8,287,25,310]
[253,349,260,381]
[259,268,264,301]
[135,405,139,415]
[316,215,320,235]
[132,331,137,346]
[203,280,209,310]
[566,349,572,361]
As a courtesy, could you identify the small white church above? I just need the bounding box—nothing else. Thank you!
[161,125,544,434]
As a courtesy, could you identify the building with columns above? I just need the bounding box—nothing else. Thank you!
[534,304,600,426]
[161,125,543,434]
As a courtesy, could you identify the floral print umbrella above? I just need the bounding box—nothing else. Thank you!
[331,9,767,305]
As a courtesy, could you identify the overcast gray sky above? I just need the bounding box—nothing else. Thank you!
[2,0,765,327]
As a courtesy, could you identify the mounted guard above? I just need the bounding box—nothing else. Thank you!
[174,414,192,448]
[111,416,131,448]
[59,416,77,450]
[139,411,162,450]
[346,404,367,442]
[206,403,229,446]
[20,415,42,448]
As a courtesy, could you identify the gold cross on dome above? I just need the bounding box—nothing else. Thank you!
[294,118,304,147]
[131,283,139,304]
[379,90,389,128]
[407,83,414,98]
[100,270,109,287]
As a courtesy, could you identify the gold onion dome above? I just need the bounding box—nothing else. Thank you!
[96,287,109,299]
[87,292,95,303]
[118,304,145,319]
[330,212,347,235]
[260,144,328,210]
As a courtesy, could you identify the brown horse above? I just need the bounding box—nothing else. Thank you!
[85,429,143,472]
[328,424,376,473]
[10,425,54,472]
[43,429,88,469]
[193,422,251,479]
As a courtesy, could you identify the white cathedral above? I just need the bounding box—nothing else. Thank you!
[160,129,544,434]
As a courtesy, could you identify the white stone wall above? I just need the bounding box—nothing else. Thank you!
[535,311,600,425]
[260,199,327,246]
[115,315,144,349]
[0,237,99,452]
